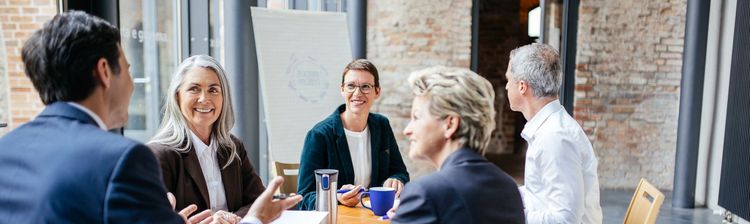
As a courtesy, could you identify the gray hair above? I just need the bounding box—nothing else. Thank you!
[149,55,238,168]
[408,66,496,154]
[509,43,562,98]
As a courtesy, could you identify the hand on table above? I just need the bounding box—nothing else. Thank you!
[383,178,404,197]
[168,192,213,224]
[337,184,363,207]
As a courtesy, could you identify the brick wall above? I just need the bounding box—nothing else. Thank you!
[575,0,686,189]
[1,20,7,135]
[367,0,473,179]
[0,0,57,137]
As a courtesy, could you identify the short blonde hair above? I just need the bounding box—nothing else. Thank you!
[408,66,496,154]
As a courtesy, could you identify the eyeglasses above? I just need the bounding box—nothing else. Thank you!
[342,83,376,94]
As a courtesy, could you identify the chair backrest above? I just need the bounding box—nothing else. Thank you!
[623,178,665,224]
[274,161,300,194]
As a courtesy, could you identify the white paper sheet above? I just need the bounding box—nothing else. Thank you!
[270,210,329,224]
[251,8,352,166]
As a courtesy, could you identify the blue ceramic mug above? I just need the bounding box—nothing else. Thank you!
[359,187,395,216]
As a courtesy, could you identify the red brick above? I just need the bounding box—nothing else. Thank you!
[22,7,38,14]
[18,23,40,30]
[9,0,31,5]
[2,23,18,30]
[10,16,32,22]
[0,7,21,14]
[576,85,593,91]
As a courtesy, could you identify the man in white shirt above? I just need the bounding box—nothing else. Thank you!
[505,44,603,224]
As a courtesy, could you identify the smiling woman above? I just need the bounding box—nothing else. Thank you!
[297,59,410,210]
[146,55,265,224]
[177,67,224,144]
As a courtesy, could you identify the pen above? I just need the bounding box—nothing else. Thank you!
[336,188,365,194]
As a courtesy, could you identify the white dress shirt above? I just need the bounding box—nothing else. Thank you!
[344,126,372,187]
[67,102,107,130]
[519,100,602,224]
[189,131,228,212]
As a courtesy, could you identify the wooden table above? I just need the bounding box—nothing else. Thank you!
[337,203,390,224]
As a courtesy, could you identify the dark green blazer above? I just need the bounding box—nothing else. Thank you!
[297,104,410,210]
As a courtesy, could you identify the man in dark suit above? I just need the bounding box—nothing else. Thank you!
[390,66,525,224]
[0,11,299,224]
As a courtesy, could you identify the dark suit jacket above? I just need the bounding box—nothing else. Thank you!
[0,102,182,223]
[297,104,409,210]
[148,136,264,216]
[392,148,525,224]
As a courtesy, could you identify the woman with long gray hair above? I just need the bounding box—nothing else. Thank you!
[148,55,264,224]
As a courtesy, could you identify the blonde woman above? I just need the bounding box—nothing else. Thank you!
[390,66,525,223]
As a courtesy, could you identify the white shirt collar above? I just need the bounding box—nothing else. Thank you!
[188,130,216,155]
[521,100,564,141]
[66,102,107,131]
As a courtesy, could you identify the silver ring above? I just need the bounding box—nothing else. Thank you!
[223,212,230,220]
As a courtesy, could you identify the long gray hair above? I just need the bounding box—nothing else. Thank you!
[149,55,238,168]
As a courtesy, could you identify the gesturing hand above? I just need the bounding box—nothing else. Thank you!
[245,176,303,224]
[168,192,213,224]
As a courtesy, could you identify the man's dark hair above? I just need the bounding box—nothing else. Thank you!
[21,10,121,105]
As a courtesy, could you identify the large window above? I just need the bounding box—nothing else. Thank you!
[120,0,181,142]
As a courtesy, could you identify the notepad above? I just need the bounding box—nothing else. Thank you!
[270,210,328,224]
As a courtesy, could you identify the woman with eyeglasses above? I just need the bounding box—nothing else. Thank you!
[296,59,410,210]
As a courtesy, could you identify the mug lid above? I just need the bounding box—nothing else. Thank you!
[314,169,339,175]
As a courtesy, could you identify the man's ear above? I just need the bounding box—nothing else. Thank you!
[444,115,460,139]
[94,58,112,89]
[518,80,528,96]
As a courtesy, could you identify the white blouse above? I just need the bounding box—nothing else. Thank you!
[189,131,228,212]
[344,126,372,188]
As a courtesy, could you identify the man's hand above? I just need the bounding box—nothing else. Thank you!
[383,178,404,197]
[245,176,303,223]
[169,192,213,224]
[336,184,363,207]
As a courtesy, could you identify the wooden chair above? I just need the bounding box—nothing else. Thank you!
[623,178,665,224]
[274,161,300,194]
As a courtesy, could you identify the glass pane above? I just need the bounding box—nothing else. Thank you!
[323,0,341,12]
[119,0,180,142]
[542,0,563,51]
[210,0,223,61]
[127,83,147,130]
[528,6,541,38]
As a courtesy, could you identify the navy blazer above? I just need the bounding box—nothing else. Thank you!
[0,102,182,223]
[297,104,409,210]
[392,148,525,224]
